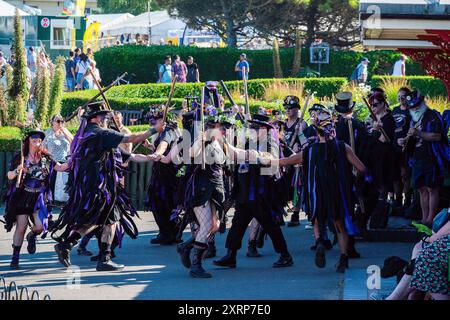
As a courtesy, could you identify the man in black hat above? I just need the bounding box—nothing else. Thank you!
[53,101,163,271]
[398,91,448,226]
[282,95,307,227]
[145,107,181,246]
[334,92,370,256]
[213,114,294,269]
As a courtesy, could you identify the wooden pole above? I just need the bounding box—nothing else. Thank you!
[64,72,128,122]
[200,86,205,170]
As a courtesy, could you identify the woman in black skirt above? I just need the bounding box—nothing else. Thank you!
[275,111,366,272]
[4,130,68,269]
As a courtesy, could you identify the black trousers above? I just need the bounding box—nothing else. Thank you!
[153,208,177,240]
[225,201,288,254]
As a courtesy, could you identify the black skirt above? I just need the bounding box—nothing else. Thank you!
[4,189,40,232]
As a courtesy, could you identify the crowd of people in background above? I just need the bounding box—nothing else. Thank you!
[65,47,101,92]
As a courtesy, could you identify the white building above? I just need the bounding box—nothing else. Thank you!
[5,0,98,16]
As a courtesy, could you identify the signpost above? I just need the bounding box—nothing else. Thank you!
[309,40,330,76]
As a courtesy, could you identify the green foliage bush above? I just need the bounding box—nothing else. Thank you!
[0,127,21,152]
[371,76,447,98]
[94,45,425,85]
[61,95,281,118]
[62,77,347,111]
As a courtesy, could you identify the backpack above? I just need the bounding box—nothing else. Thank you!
[349,66,359,81]
[156,63,169,83]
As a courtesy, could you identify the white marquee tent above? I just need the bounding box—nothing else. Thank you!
[0,0,29,16]
[102,11,186,43]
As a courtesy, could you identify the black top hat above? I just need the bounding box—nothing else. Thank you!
[23,130,45,142]
[335,92,355,114]
[405,90,424,109]
[283,95,301,109]
[84,101,111,120]
[248,113,273,129]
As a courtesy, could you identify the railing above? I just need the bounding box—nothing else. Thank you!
[0,277,51,300]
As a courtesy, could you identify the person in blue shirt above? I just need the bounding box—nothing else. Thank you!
[235,53,249,80]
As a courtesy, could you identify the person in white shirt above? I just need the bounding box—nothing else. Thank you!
[392,55,407,77]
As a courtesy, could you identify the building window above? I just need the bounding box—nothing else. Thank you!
[50,19,74,49]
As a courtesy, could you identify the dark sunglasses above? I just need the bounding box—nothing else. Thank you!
[372,102,384,108]
[55,120,64,124]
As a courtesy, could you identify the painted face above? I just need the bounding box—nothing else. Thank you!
[29,135,42,148]
[371,99,385,114]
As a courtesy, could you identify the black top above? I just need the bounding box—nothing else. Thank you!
[283,118,300,147]
[369,111,396,144]
[186,63,198,82]
[151,128,179,185]
[392,105,412,150]
[411,108,443,162]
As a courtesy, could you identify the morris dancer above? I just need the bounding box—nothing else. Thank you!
[275,111,366,272]
[214,114,294,269]
[4,130,69,269]
[52,102,161,272]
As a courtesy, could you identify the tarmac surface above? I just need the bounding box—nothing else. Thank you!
[0,210,413,300]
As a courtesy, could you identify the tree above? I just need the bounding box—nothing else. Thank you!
[162,0,290,48]
[291,30,303,77]
[98,0,166,15]
[272,39,283,78]
[48,56,65,118]
[34,60,51,126]
[252,0,359,47]
[9,9,28,123]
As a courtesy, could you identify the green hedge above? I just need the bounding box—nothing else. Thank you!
[61,96,281,118]
[0,127,21,152]
[371,76,448,98]
[61,77,347,115]
[94,45,425,84]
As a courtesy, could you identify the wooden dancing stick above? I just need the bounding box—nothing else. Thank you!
[290,92,313,149]
[220,80,246,122]
[64,72,128,122]
[162,75,178,124]
[88,69,121,131]
[16,141,24,188]
[200,86,206,170]
[131,75,178,153]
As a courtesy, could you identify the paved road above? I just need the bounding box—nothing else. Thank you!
[0,211,413,300]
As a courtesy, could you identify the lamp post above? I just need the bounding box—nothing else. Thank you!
[148,0,152,45]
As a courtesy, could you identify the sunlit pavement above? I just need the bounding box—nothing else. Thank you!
[0,210,413,300]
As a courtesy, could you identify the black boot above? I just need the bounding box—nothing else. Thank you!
[10,245,21,270]
[273,253,293,268]
[190,245,212,278]
[204,240,217,259]
[90,249,115,262]
[213,249,237,268]
[336,254,349,273]
[315,239,326,268]
[54,243,73,268]
[347,236,361,259]
[176,237,195,269]
[26,230,37,254]
[255,228,265,248]
[54,232,80,268]
[77,246,93,256]
[246,240,261,257]
[96,243,124,271]
[150,234,162,245]
[287,212,300,227]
